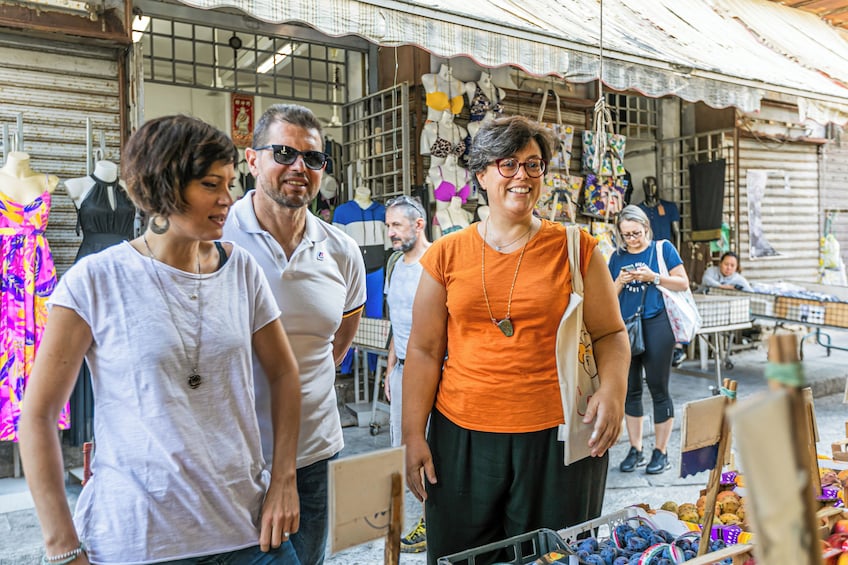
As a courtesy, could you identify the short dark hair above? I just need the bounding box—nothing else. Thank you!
[386,195,426,223]
[467,116,553,193]
[253,104,323,148]
[720,251,742,272]
[122,115,237,216]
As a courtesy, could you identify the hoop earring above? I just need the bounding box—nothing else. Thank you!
[149,215,170,234]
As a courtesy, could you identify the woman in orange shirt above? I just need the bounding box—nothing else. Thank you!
[402,115,629,564]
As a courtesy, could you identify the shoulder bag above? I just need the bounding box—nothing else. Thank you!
[555,226,600,465]
[655,240,702,343]
[624,289,646,356]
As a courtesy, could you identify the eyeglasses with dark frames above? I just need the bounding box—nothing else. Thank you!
[493,157,547,178]
[620,231,645,240]
[253,144,330,170]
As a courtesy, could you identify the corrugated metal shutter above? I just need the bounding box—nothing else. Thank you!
[0,35,123,276]
[821,135,848,269]
[737,137,820,282]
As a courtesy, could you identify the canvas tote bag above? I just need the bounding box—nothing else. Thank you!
[555,226,600,465]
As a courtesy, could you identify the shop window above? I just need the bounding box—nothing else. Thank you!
[137,16,363,108]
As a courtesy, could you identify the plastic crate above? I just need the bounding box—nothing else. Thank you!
[693,295,750,328]
[351,317,391,351]
[556,507,641,546]
[436,528,571,565]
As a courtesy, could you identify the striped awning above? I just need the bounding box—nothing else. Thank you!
[176,0,848,115]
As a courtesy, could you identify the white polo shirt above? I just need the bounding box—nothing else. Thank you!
[225,191,366,469]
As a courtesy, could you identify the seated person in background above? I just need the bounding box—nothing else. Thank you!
[700,251,752,292]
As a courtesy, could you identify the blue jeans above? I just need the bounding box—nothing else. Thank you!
[291,454,337,565]
[160,543,300,564]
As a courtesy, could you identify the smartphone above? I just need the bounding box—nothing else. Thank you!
[620,264,637,273]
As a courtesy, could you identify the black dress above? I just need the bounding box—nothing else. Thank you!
[68,174,136,446]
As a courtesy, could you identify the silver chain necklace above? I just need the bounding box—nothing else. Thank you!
[143,235,204,390]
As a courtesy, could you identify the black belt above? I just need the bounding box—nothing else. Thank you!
[397,359,404,365]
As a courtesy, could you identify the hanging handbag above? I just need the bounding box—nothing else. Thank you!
[536,88,575,173]
[582,173,626,219]
[581,99,626,177]
[536,173,584,223]
[655,240,702,343]
[624,290,646,356]
[555,225,599,465]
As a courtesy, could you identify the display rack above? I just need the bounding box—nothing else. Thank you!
[346,317,391,431]
[710,285,848,356]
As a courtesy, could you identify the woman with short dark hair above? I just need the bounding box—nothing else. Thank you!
[19,115,302,565]
[403,115,629,563]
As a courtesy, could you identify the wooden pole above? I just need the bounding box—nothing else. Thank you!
[697,379,737,557]
[767,334,823,565]
[384,472,402,565]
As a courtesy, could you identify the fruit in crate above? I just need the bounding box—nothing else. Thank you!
[716,491,741,515]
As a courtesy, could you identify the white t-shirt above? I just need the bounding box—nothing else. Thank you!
[384,258,424,361]
[49,242,281,564]
[224,192,367,468]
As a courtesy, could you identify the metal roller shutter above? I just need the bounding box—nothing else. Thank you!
[737,137,820,282]
[0,34,123,276]
[821,135,848,269]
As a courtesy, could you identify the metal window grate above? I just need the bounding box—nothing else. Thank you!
[342,83,411,201]
[605,93,658,140]
[657,129,737,248]
[138,16,359,105]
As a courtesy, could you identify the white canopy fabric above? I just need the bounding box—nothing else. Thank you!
[178,0,848,114]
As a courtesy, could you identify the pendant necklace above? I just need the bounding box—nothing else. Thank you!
[481,218,532,337]
[143,235,204,390]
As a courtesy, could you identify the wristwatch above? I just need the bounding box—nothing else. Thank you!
[653,274,661,285]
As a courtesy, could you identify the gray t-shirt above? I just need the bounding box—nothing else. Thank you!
[50,242,281,564]
[384,258,424,360]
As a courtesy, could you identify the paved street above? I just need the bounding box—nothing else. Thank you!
[2,336,847,564]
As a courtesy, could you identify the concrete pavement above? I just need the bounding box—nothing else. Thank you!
[2,333,847,564]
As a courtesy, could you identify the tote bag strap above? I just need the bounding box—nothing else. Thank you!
[656,240,669,275]
[567,225,583,297]
[536,87,563,125]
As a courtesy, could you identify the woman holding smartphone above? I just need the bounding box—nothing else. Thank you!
[608,205,691,475]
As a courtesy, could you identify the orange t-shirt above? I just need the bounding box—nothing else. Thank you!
[419,220,596,433]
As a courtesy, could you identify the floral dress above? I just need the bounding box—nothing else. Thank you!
[0,189,68,441]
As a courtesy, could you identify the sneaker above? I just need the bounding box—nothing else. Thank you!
[400,516,426,553]
[671,348,687,368]
[618,446,646,472]
[646,448,671,474]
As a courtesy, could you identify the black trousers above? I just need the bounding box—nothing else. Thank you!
[425,409,608,565]
[625,308,676,423]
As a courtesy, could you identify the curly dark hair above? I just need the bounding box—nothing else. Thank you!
[467,115,553,194]
[122,115,238,217]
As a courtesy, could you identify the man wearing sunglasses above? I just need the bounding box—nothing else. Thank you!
[224,103,367,565]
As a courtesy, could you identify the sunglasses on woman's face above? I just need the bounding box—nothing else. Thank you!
[253,144,330,170]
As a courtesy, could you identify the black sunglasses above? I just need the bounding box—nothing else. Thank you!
[253,144,330,170]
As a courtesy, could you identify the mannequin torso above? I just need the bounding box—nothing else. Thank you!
[428,155,472,205]
[422,64,465,122]
[435,196,471,239]
[0,152,58,204]
[65,161,124,210]
[354,186,374,210]
[420,113,468,166]
[465,72,505,123]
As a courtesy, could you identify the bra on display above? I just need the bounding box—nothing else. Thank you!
[429,124,466,159]
[469,83,504,121]
[426,91,464,115]
[433,167,471,204]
